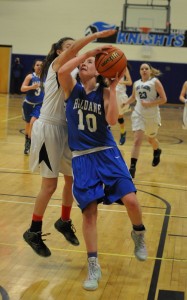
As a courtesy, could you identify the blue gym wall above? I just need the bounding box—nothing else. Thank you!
[11,53,186,104]
[3,0,186,104]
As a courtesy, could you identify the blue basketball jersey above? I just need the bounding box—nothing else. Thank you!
[65,83,117,151]
[25,72,44,104]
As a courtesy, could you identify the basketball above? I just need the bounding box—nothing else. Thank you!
[95,46,127,79]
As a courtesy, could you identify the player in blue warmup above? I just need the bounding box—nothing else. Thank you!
[58,47,148,291]
[21,60,44,154]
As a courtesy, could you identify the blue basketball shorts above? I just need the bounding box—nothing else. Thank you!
[22,101,42,123]
[72,147,136,210]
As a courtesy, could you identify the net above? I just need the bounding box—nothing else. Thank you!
[139,27,151,42]
[139,27,152,58]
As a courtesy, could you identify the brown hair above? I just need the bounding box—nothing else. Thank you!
[40,37,74,82]
[141,62,162,78]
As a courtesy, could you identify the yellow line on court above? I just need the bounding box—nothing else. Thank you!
[0,199,187,218]
[0,168,186,193]
[0,168,31,173]
[136,180,187,190]
[0,242,186,262]
[0,167,186,190]
[1,115,22,122]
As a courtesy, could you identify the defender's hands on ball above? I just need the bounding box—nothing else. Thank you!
[87,45,113,58]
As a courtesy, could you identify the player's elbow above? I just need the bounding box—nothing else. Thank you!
[106,115,118,126]
[58,66,68,83]
[160,95,167,105]
[20,86,25,92]
[110,120,117,126]
[162,97,167,104]
[58,66,64,77]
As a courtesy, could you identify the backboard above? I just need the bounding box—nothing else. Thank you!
[121,0,171,34]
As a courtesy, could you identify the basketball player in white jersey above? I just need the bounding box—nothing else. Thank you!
[179,80,187,129]
[126,63,167,178]
[23,29,116,257]
[116,66,132,145]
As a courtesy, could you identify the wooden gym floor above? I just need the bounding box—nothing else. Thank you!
[0,94,187,300]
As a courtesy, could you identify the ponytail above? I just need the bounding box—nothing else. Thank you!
[40,37,74,83]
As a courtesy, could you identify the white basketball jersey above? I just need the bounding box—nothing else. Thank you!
[134,77,160,117]
[116,78,127,95]
[39,63,78,125]
[183,103,187,129]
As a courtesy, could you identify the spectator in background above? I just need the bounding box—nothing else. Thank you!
[10,57,24,95]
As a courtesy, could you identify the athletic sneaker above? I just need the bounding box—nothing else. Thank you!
[119,132,126,145]
[23,230,51,257]
[83,257,102,290]
[54,218,79,246]
[129,166,136,178]
[131,230,147,261]
[152,149,162,166]
[24,137,31,155]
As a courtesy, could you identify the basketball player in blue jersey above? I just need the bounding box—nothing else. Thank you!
[58,47,147,291]
[21,60,44,155]
[23,29,116,258]
[179,80,187,129]
[126,63,167,178]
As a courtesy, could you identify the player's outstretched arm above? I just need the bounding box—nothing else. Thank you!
[55,29,116,71]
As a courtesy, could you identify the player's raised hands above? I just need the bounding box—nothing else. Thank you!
[95,29,117,39]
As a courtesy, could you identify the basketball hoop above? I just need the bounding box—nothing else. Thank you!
[139,27,151,42]
[139,27,152,58]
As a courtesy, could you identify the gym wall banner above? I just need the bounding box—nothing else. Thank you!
[85,22,187,48]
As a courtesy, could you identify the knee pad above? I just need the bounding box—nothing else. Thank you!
[118,117,124,124]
